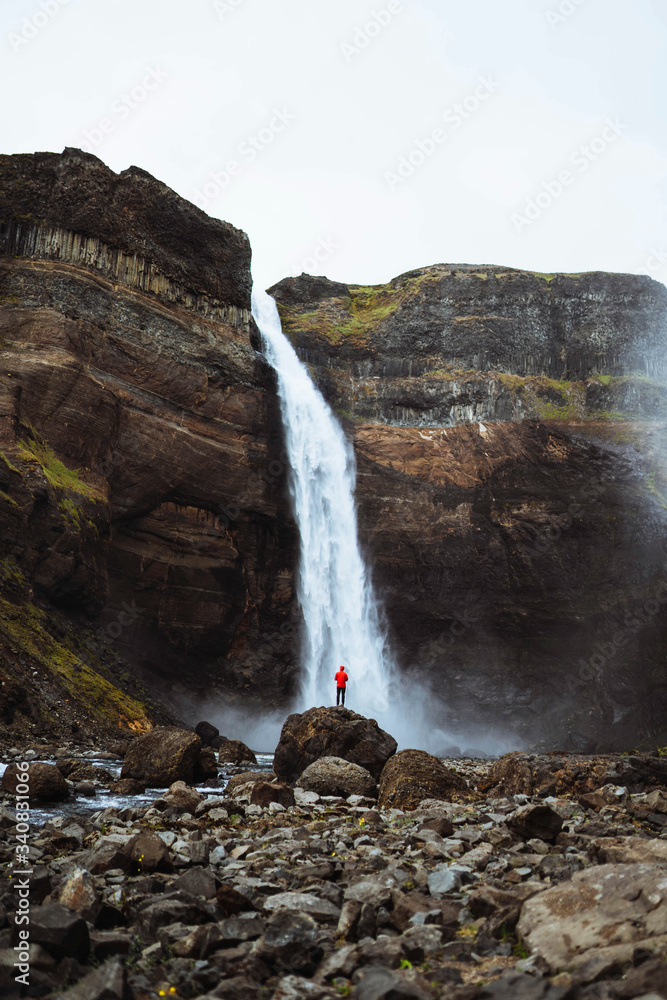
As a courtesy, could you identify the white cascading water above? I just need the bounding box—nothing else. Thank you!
[251,287,396,722]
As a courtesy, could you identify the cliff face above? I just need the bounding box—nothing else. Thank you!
[0,149,296,742]
[271,271,667,751]
[1,150,666,751]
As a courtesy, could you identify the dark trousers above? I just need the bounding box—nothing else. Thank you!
[336,686,346,706]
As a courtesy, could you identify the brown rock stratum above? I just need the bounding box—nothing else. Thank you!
[1,149,666,750]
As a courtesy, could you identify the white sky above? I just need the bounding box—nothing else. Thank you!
[2,0,666,292]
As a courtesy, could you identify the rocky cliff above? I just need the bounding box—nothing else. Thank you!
[0,149,296,744]
[1,149,666,752]
[270,271,667,752]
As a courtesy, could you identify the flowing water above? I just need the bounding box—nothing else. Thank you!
[252,288,397,722]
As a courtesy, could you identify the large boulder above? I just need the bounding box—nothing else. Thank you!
[378,749,466,811]
[517,863,667,980]
[296,756,377,798]
[120,726,202,786]
[1,762,69,802]
[218,740,257,766]
[273,707,397,783]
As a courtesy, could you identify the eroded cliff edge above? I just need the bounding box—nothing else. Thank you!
[0,149,296,742]
[270,270,667,751]
[1,149,666,752]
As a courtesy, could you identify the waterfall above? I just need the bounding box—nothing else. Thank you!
[252,287,396,720]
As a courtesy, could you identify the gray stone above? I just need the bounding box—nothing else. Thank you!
[263,892,341,923]
[297,757,377,798]
[517,862,667,977]
[353,964,430,999]
[427,866,462,897]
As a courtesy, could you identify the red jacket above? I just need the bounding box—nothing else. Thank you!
[335,670,348,688]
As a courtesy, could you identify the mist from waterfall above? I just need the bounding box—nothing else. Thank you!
[252,287,399,729]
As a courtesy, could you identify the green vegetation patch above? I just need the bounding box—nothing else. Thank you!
[0,594,152,732]
[16,424,105,528]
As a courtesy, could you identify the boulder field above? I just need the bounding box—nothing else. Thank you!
[1,708,667,999]
[1,149,667,752]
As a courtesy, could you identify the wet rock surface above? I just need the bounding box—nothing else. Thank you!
[2,738,667,1000]
[274,706,398,783]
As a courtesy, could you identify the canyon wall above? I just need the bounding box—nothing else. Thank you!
[0,149,296,742]
[270,271,667,751]
[1,149,666,750]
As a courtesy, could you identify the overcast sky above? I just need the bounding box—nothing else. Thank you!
[2,0,666,292]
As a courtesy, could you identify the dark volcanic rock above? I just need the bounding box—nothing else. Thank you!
[21,903,90,962]
[378,749,466,810]
[218,740,258,766]
[120,726,201,786]
[274,706,397,783]
[0,148,251,307]
[1,761,69,802]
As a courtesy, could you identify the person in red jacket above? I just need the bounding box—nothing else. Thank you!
[335,666,349,706]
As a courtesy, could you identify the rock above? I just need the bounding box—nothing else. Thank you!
[353,964,431,999]
[508,804,563,842]
[378,749,466,810]
[195,720,221,746]
[218,914,265,943]
[120,726,202,786]
[517,863,667,978]
[274,706,397,783]
[1,762,69,802]
[250,781,295,808]
[390,893,443,932]
[171,923,224,959]
[257,910,322,974]
[162,780,203,813]
[173,868,219,899]
[89,930,133,961]
[54,957,130,1000]
[296,756,378,798]
[218,740,257,766]
[263,892,341,923]
[216,884,257,916]
[134,895,213,944]
[58,868,100,921]
[400,925,444,961]
[122,831,173,873]
[616,957,667,998]
[427,866,462,897]
[417,814,454,838]
[225,771,270,796]
[196,746,220,779]
[85,843,132,876]
[272,975,339,999]
[466,970,574,998]
[109,778,145,795]
[22,903,90,962]
[594,837,667,865]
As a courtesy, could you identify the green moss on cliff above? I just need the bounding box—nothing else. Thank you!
[0,594,152,731]
[278,271,442,347]
[16,424,105,528]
